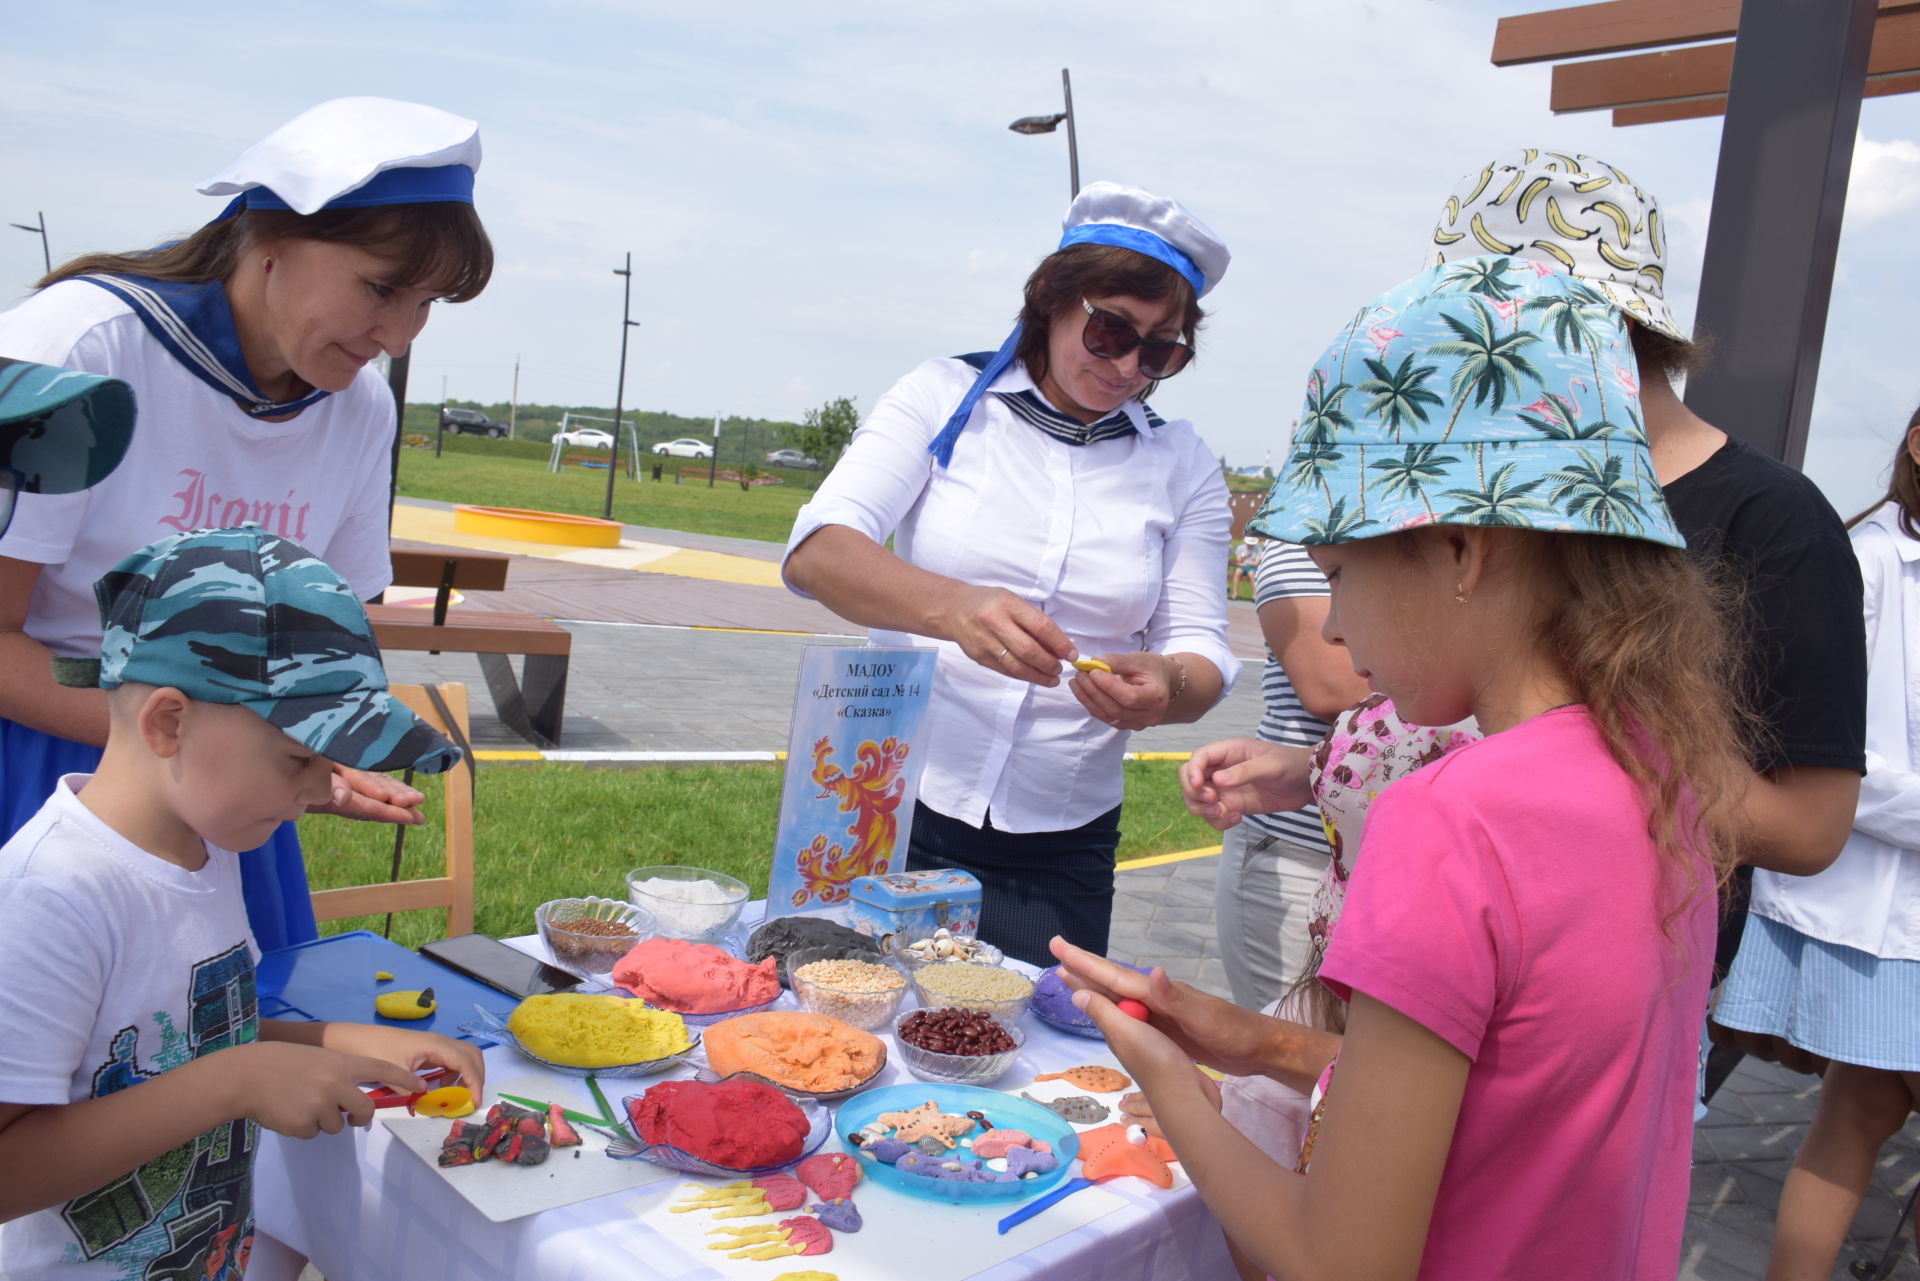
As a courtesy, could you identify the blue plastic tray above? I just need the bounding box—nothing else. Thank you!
[255,930,518,1044]
[835,1083,1079,1204]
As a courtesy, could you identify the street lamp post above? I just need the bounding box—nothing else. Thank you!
[9,212,50,276]
[605,253,641,521]
[1008,69,1080,203]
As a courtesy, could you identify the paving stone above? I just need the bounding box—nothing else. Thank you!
[1150,904,1216,925]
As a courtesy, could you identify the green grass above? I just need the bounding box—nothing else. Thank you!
[298,760,1218,948]
[394,437,816,543]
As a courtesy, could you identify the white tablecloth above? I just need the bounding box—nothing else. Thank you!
[252,927,1231,1281]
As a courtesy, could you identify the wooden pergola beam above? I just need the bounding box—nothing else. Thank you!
[1550,7,1920,111]
[1613,67,1920,123]
[1495,0,1919,66]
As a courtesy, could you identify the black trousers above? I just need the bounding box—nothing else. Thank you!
[903,800,1120,968]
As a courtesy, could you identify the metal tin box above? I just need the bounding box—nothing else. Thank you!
[846,870,982,954]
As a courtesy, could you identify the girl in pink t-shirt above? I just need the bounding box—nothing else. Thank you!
[1054,259,1754,1280]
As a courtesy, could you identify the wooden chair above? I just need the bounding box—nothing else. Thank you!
[308,682,475,939]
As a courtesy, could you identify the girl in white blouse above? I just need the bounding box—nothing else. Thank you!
[1714,407,1920,1277]
[782,183,1239,965]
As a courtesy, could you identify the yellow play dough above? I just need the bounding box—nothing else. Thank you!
[1071,657,1112,673]
[507,993,693,1067]
[374,989,436,1020]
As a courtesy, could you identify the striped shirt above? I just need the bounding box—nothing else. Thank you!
[1245,543,1336,851]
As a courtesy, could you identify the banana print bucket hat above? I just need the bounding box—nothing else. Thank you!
[1249,255,1682,548]
[1424,149,1684,342]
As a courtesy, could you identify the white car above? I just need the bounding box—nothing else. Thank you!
[554,428,613,449]
[653,437,714,459]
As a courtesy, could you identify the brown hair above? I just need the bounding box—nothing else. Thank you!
[1284,527,1753,1036]
[1629,322,1712,382]
[1012,243,1202,387]
[1847,404,1920,539]
[39,202,493,303]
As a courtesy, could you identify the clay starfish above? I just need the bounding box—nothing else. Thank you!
[1033,1065,1131,1093]
[1077,1123,1178,1189]
[876,1101,976,1149]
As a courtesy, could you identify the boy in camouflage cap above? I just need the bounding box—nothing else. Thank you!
[0,525,480,1279]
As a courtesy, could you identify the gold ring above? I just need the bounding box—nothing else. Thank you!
[996,647,1012,666]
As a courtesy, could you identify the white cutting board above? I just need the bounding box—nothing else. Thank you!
[382,1072,678,1222]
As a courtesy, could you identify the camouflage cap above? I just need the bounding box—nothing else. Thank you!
[0,357,137,495]
[62,524,459,774]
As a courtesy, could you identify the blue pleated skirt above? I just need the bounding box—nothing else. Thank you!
[1,717,318,953]
[1714,913,1920,1072]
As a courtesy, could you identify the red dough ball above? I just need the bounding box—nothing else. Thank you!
[627,1078,810,1169]
[1115,998,1150,1022]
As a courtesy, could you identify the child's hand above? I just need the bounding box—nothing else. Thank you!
[1049,937,1289,1080]
[1178,740,1312,830]
[318,1023,487,1099]
[1117,1070,1222,1141]
[223,1042,425,1138]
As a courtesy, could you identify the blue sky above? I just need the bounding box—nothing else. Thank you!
[5,1,1915,515]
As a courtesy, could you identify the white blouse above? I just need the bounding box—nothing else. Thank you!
[1751,502,1920,958]
[784,356,1238,834]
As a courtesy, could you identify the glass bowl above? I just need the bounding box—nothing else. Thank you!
[836,1083,1078,1204]
[535,897,654,976]
[909,961,1035,1026]
[786,948,910,1031]
[896,933,1003,970]
[624,865,749,940]
[608,1091,831,1176]
[892,1008,1025,1085]
[457,1002,697,1078]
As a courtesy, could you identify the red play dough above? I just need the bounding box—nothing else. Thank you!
[752,1173,807,1210]
[795,1151,862,1201]
[612,938,779,1014]
[1116,998,1150,1021]
[627,1078,809,1169]
[778,1215,834,1256]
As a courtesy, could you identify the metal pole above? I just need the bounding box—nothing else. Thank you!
[707,415,718,488]
[1681,0,1877,467]
[9,212,49,277]
[384,350,411,551]
[605,253,638,521]
[509,354,519,439]
[1061,70,1080,201]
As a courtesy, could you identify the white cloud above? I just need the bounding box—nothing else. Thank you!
[1847,134,1920,222]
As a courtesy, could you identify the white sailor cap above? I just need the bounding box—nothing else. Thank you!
[197,96,481,217]
[1059,181,1230,298]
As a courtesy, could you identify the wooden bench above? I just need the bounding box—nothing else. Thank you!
[365,549,572,749]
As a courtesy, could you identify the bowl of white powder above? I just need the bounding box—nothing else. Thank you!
[624,865,749,940]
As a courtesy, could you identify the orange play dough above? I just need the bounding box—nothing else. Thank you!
[704,1011,884,1093]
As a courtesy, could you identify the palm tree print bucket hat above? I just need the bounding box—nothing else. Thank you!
[1248,254,1683,548]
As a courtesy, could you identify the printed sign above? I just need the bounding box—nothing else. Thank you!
[766,646,938,916]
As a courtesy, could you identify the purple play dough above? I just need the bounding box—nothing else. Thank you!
[1033,961,1151,1028]
[812,1197,862,1232]
[1005,1145,1059,1178]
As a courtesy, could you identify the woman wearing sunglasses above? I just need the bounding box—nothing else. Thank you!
[783,183,1238,966]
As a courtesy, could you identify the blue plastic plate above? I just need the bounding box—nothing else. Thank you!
[835,1083,1079,1204]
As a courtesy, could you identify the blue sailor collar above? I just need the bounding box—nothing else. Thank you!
[77,274,332,419]
[953,351,1164,450]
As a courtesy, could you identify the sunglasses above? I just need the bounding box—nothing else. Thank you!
[1081,299,1194,380]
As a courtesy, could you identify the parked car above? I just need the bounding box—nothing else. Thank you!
[764,449,821,470]
[554,427,614,449]
[652,437,714,459]
[441,407,507,438]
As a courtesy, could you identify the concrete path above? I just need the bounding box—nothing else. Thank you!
[371,500,1920,1279]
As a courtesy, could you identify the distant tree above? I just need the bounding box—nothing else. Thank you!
[789,396,860,467]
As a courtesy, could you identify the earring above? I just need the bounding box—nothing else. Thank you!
[1454,585,1470,605]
